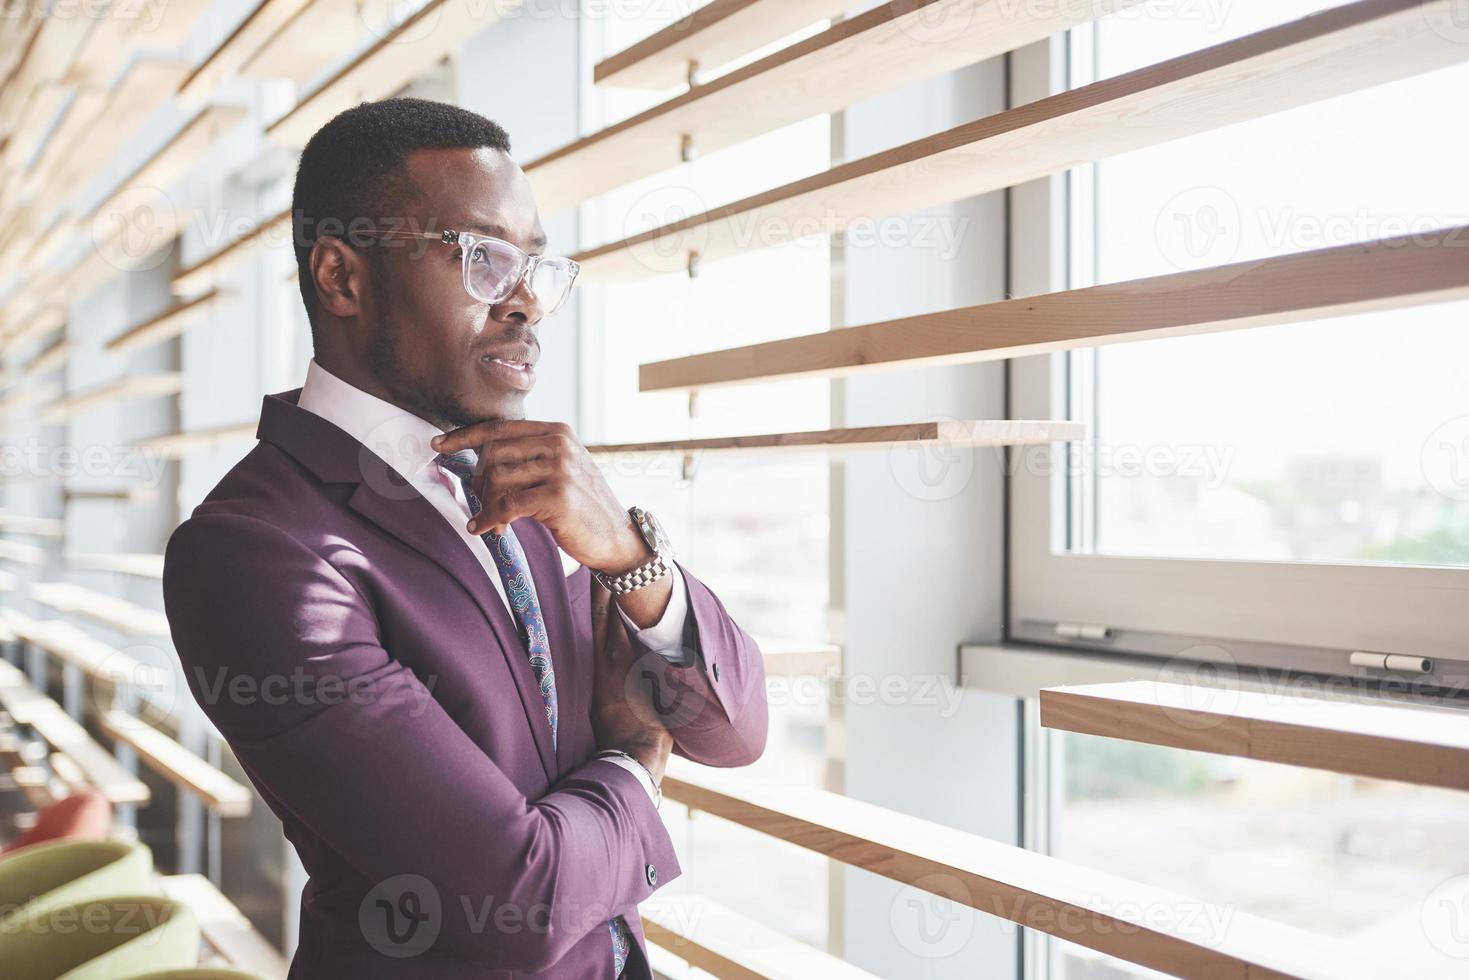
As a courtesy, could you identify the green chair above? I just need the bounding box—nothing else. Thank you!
[0,838,152,927]
[0,894,200,980]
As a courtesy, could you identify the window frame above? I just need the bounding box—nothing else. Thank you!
[1004,31,1469,691]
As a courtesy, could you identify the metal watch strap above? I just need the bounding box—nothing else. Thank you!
[593,553,671,595]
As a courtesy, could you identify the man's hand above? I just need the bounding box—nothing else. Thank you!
[431,420,648,574]
[589,581,673,784]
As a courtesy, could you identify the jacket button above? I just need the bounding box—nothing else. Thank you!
[645,863,658,886]
[711,662,720,682]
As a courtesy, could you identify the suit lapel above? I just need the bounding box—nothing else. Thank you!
[257,388,558,783]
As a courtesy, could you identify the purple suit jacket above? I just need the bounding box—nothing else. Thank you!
[162,389,768,977]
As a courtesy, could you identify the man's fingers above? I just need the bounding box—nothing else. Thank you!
[468,481,560,535]
[431,419,570,454]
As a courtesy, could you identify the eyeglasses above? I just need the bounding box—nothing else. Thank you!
[350,228,580,316]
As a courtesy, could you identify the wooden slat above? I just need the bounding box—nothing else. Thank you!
[136,421,257,460]
[22,338,69,378]
[640,226,1469,392]
[0,513,63,537]
[1,304,65,356]
[0,10,93,135]
[105,288,223,354]
[1,610,170,690]
[265,0,523,147]
[27,60,193,224]
[161,874,288,975]
[173,209,291,296]
[573,0,1469,280]
[587,419,1082,457]
[595,0,852,90]
[239,0,368,85]
[101,712,251,816]
[1040,681,1469,793]
[662,760,1409,980]
[533,0,1137,215]
[64,552,165,580]
[178,0,317,105]
[641,892,878,980]
[0,660,149,806]
[85,104,248,249]
[755,638,840,677]
[0,541,46,565]
[31,582,171,638]
[40,372,183,422]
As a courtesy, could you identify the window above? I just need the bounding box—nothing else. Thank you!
[1008,8,1469,678]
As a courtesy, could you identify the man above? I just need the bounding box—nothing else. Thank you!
[162,98,768,978]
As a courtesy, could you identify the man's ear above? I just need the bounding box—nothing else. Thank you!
[309,237,365,318]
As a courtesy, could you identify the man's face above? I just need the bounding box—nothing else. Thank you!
[361,146,550,429]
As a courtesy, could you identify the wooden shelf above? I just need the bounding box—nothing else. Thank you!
[178,0,316,105]
[105,289,223,355]
[41,372,183,423]
[532,0,1128,215]
[0,660,149,806]
[137,421,257,461]
[663,759,1402,979]
[587,419,1082,457]
[31,582,171,638]
[1040,681,1469,793]
[173,209,290,296]
[641,892,878,980]
[594,0,852,90]
[63,552,165,580]
[573,0,1469,280]
[101,711,251,816]
[266,0,516,147]
[161,874,289,975]
[640,227,1469,391]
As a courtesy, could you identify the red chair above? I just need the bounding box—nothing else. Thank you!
[1,790,112,857]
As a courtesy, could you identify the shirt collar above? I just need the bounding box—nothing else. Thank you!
[296,357,445,483]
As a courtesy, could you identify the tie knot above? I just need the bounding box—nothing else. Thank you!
[434,448,478,482]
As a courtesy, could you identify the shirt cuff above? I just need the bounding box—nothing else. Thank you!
[598,752,659,803]
[614,562,691,664]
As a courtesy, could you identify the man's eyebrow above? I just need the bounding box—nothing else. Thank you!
[463,221,548,251]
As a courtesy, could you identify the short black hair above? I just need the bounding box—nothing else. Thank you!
[290,97,512,330]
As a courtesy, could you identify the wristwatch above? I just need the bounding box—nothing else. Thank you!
[593,506,674,595]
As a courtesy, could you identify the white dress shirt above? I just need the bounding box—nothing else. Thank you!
[296,358,684,800]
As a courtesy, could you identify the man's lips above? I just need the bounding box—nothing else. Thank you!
[480,355,536,391]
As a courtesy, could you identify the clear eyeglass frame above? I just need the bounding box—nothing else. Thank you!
[350,227,580,316]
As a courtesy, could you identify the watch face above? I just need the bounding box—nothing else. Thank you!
[636,508,671,555]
